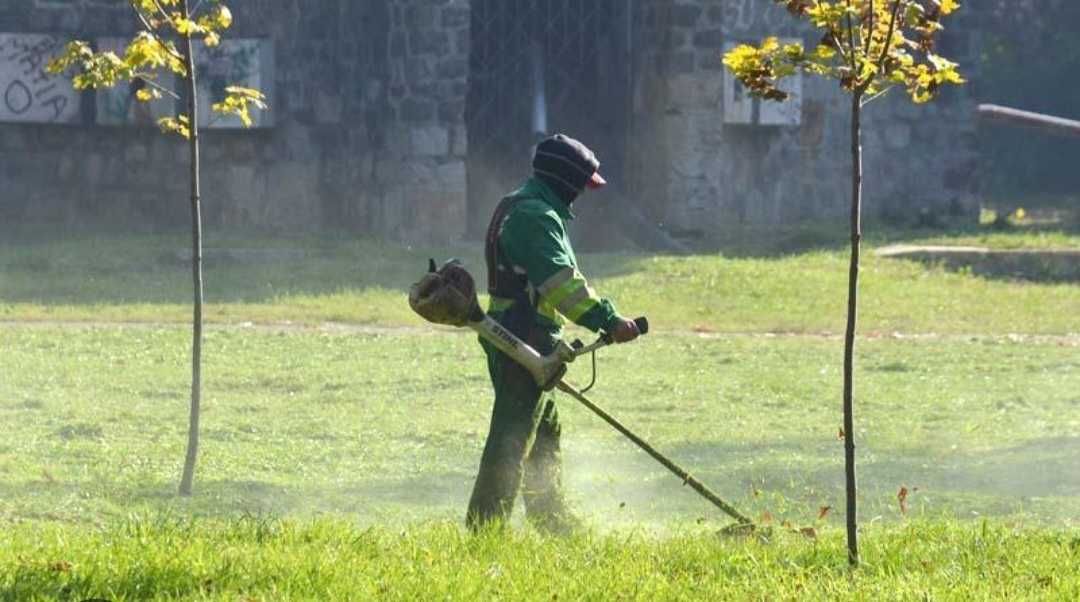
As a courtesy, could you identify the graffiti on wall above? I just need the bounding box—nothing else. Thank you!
[0,33,81,123]
[96,38,177,126]
[721,0,798,35]
[194,39,274,128]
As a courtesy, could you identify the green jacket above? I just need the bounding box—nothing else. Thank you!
[489,177,621,335]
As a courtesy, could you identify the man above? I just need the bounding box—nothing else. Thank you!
[467,133,640,534]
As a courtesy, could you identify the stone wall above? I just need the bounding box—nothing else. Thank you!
[0,0,470,243]
[0,0,984,244]
[632,0,980,240]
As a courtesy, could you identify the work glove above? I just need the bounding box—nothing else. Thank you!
[610,317,640,343]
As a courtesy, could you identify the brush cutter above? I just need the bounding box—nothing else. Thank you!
[409,259,755,530]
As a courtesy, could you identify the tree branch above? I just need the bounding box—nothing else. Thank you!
[860,84,893,106]
[856,0,903,95]
[134,73,181,100]
[152,0,179,28]
[864,0,874,57]
[133,7,186,62]
[845,0,858,72]
[876,0,904,71]
[134,7,157,35]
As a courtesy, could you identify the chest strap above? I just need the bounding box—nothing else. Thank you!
[484,195,530,299]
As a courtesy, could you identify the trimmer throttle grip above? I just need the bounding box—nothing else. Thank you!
[633,316,649,336]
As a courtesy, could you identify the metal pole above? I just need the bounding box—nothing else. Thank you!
[556,380,754,525]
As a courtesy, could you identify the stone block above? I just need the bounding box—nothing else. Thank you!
[57,153,76,181]
[400,97,436,122]
[407,159,441,187]
[664,29,688,50]
[697,52,725,71]
[436,57,467,80]
[314,94,343,124]
[438,99,465,124]
[225,165,257,203]
[454,27,469,55]
[667,74,722,111]
[668,51,695,74]
[400,185,466,244]
[406,56,433,81]
[406,6,437,29]
[124,143,150,164]
[82,152,105,187]
[884,122,912,149]
[0,125,26,151]
[435,159,466,192]
[262,162,320,228]
[450,124,467,157]
[671,4,703,28]
[692,29,724,49]
[411,30,450,56]
[442,6,469,29]
[391,32,407,58]
[384,125,412,157]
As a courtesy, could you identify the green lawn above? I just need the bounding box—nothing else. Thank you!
[1,228,1077,333]
[3,519,1078,600]
[1,228,1078,599]
[2,325,1078,529]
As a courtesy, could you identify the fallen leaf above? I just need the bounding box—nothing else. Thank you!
[837,428,845,440]
[759,511,774,525]
[799,527,817,540]
[898,486,910,515]
[48,561,71,573]
[818,505,832,520]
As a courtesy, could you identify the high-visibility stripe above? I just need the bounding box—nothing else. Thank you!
[556,286,591,316]
[536,266,605,324]
[537,305,567,326]
[563,289,601,321]
[540,278,582,314]
[537,266,574,297]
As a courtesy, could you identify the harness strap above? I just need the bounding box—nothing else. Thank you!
[484,195,530,298]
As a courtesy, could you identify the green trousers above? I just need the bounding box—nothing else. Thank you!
[466,332,574,533]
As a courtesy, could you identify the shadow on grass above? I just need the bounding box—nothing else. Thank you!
[0,225,647,307]
[2,215,1077,309]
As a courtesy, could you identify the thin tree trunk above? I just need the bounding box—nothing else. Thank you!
[843,92,863,567]
[178,0,203,497]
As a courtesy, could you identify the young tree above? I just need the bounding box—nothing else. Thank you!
[49,0,266,496]
[724,0,963,566]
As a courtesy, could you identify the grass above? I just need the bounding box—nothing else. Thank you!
[1,226,1078,598]
[3,519,1079,600]
[1,227,1077,333]
[2,326,1078,528]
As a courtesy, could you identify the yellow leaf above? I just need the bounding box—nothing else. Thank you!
[135,88,155,102]
[940,0,960,16]
[216,6,233,29]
